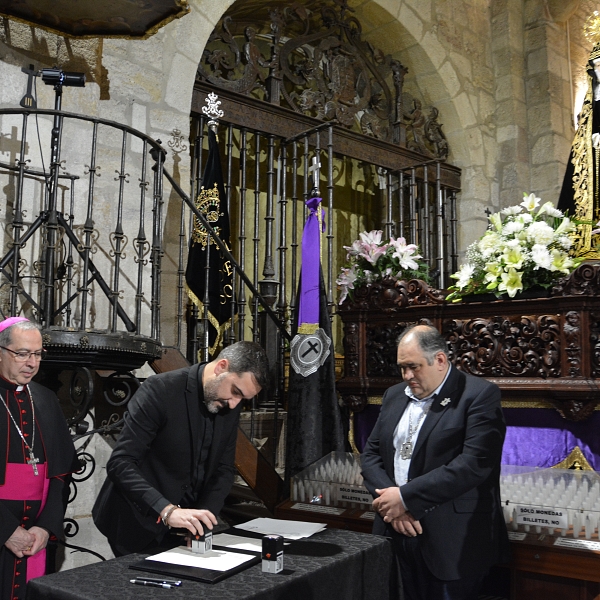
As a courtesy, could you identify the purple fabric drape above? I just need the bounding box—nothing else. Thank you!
[354,405,385,453]
[501,408,600,469]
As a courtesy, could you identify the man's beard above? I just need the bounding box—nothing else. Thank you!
[203,373,228,414]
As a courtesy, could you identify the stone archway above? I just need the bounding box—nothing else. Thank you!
[135,0,498,254]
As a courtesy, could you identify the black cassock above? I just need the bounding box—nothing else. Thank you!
[0,377,78,600]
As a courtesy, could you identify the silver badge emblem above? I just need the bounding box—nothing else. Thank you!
[440,397,451,407]
[290,328,331,377]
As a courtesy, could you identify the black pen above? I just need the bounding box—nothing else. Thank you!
[135,576,182,586]
[130,579,173,589]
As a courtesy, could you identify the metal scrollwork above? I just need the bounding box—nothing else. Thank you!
[197,0,449,157]
[133,237,150,264]
[63,518,79,538]
[201,92,224,128]
[103,371,140,406]
[61,518,107,562]
[168,128,188,154]
[101,412,123,431]
[68,367,95,427]
[72,451,95,483]
[67,479,78,505]
[74,224,100,255]
[109,231,128,259]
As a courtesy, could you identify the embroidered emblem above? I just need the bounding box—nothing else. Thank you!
[192,183,223,248]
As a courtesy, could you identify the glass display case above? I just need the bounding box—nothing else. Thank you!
[501,465,600,548]
[290,451,372,509]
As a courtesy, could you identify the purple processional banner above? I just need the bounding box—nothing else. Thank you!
[297,197,325,328]
[354,406,600,470]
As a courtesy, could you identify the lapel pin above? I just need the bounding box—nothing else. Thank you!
[440,397,451,407]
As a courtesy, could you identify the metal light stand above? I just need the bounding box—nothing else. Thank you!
[42,69,85,325]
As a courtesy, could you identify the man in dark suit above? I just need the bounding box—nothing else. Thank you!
[361,325,509,600]
[93,341,269,556]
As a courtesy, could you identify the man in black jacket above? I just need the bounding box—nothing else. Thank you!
[361,325,509,600]
[93,341,269,556]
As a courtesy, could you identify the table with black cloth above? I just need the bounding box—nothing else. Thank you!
[26,529,395,600]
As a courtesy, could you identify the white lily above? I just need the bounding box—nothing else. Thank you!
[521,192,541,212]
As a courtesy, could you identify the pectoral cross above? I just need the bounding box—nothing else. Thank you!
[27,450,39,476]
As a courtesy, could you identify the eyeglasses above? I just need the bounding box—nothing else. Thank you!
[0,346,47,362]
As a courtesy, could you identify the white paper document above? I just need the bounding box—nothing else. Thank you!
[146,546,255,572]
[212,533,263,552]
[234,518,326,540]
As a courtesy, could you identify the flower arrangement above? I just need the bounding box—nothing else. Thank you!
[446,193,582,302]
[336,230,429,304]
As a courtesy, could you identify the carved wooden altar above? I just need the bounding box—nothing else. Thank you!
[337,262,600,423]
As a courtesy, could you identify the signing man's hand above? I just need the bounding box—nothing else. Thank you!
[164,507,217,536]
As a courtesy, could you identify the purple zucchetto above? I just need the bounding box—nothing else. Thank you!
[0,317,30,333]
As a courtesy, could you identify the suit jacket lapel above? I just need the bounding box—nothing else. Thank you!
[185,363,204,472]
[385,387,409,469]
[410,367,466,462]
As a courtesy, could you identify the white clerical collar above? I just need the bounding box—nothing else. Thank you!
[16,385,24,392]
[404,364,452,403]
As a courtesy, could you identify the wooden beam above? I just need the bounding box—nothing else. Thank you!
[235,427,285,514]
[148,346,190,373]
[193,82,462,190]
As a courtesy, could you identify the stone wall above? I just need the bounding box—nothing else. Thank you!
[342,0,585,252]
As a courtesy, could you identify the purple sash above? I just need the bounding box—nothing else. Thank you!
[0,463,49,581]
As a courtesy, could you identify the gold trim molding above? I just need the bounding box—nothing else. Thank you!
[367,396,383,405]
[349,411,358,454]
[501,400,600,410]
